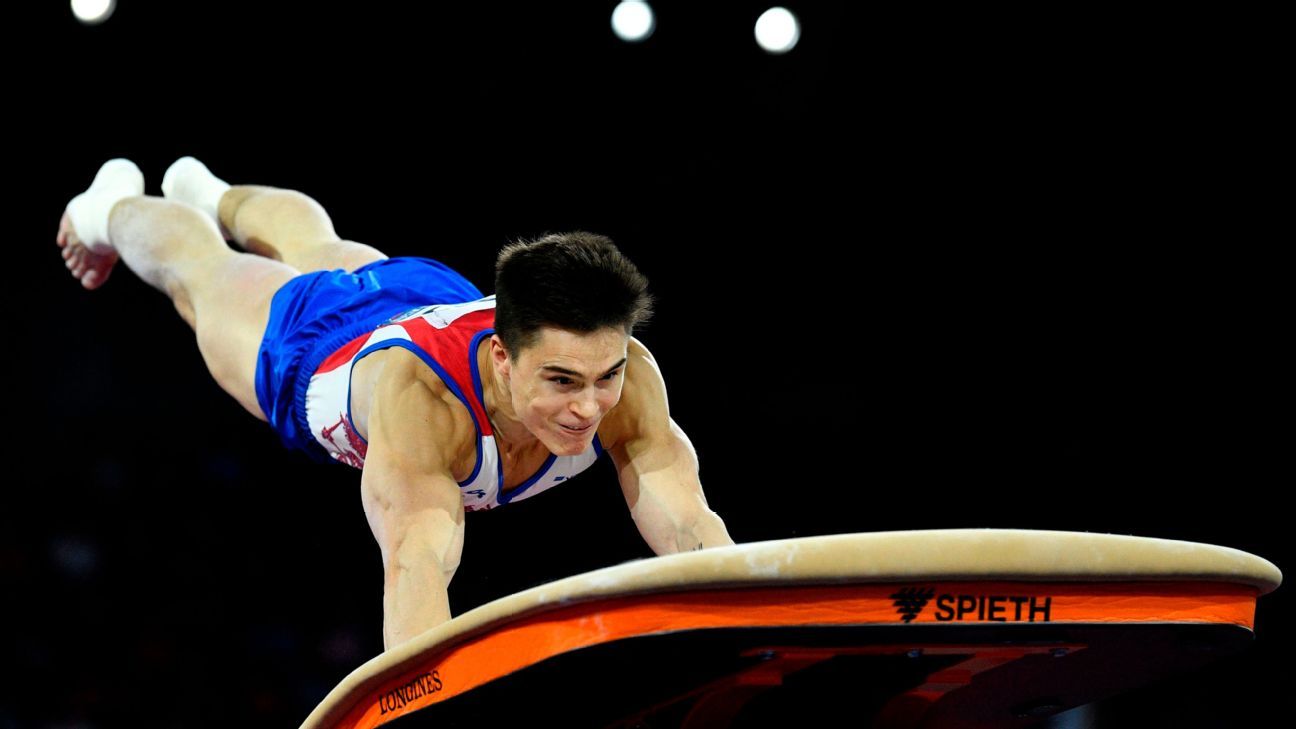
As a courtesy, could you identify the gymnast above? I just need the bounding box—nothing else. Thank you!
[57,157,734,650]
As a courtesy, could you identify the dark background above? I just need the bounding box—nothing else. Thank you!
[5,2,1286,727]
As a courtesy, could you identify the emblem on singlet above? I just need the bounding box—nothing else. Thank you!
[385,304,437,324]
[384,296,496,328]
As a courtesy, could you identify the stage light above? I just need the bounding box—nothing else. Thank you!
[611,1,656,43]
[71,0,115,26]
[755,7,801,55]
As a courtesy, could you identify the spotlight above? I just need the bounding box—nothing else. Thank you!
[612,1,656,43]
[71,0,116,26]
[755,7,801,55]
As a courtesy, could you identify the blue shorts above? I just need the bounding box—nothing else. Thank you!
[254,256,484,464]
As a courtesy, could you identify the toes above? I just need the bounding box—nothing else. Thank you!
[60,226,116,289]
[69,248,85,277]
[85,264,111,290]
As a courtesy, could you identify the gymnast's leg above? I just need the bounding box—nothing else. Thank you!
[58,159,300,422]
[161,156,389,274]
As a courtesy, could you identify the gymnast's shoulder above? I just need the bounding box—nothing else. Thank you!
[366,347,478,479]
[599,335,670,453]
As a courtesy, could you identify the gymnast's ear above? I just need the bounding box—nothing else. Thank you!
[488,334,514,376]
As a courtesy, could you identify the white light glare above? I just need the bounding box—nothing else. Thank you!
[612,1,656,43]
[71,0,116,25]
[755,7,801,54]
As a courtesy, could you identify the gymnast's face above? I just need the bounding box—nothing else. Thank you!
[504,326,628,456]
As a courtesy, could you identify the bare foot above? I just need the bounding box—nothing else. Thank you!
[57,210,119,290]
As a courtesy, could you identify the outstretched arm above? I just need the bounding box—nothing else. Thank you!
[610,339,734,555]
[360,373,467,651]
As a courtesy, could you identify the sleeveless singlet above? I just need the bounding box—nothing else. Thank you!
[300,295,606,512]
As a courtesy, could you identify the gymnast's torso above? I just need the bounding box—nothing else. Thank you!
[353,346,628,487]
[301,297,630,511]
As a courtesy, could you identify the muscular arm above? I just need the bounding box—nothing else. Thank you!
[610,339,735,555]
[360,370,468,651]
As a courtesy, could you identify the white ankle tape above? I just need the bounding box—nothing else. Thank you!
[66,159,144,253]
[162,156,231,229]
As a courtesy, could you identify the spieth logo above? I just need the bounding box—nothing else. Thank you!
[891,587,936,623]
[891,586,1054,623]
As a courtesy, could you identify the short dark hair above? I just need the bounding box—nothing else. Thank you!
[493,231,654,359]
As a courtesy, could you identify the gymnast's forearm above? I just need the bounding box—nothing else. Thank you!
[382,533,456,651]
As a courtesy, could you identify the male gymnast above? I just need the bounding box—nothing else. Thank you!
[57,157,734,650]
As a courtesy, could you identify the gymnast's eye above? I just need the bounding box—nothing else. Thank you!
[551,371,619,386]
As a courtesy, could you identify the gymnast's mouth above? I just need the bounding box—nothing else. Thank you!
[560,422,593,433]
